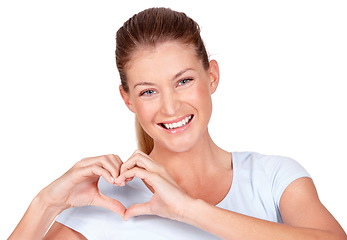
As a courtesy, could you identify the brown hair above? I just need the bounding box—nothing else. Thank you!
[115,7,209,154]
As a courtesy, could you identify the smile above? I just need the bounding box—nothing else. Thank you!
[159,115,193,130]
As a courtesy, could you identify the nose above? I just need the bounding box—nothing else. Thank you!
[160,91,181,116]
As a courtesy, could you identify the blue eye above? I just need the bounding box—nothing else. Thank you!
[140,89,156,96]
[178,78,193,86]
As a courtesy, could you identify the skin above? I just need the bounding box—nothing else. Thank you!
[9,41,347,240]
[120,42,233,203]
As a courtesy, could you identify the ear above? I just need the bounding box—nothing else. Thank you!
[208,60,220,94]
[119,85,136,113]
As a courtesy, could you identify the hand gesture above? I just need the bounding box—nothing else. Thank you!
[39,154,126,216]
[115,150,194,221]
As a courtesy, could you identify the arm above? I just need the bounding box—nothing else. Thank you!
[8,195,62,240]
[9,197,85,240]
[118,152,347,240]
[9,154,125,240]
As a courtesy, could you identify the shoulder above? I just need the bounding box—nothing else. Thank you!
[220,152,311,222]
[233,151,311,202]
[279,177,347,237]
[233,151,308,175]
[234,151,308,172]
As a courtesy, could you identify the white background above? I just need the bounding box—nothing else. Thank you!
[1,0,346,238]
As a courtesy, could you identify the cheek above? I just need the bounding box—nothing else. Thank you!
[133,100,157,124]
[189,82,213,113]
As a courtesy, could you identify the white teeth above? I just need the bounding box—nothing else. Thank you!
[162,115,193,130]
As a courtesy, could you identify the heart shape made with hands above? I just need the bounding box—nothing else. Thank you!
[96,179,143,220]
[90,151,187,221]
[112,175,153,220]
[99,157,186,221]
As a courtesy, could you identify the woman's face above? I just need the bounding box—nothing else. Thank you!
[121,41,219,153]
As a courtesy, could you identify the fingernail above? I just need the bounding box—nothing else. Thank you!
[114,178,124,186]
[115,175,125,184]
[122,211,126,220]
[114,179,120,184]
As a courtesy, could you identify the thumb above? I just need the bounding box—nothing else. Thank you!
[123,202,152,221]
[93,193,126,217]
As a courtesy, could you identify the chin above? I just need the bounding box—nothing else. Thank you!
[155,133,201,154]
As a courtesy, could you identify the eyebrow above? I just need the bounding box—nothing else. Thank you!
[174,68,194,79]
[133,81,155,89]
[133,68,194,89]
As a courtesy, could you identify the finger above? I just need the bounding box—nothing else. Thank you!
[93,193,126,217]
[120,151,179,187]
[122,154,180,189]
[123,202,152,221]
[104,154,123,179]
[120,150,160,175]
[121,150,147,173]
[115,167,160,187]
[76,154,122,180]
[74,165,115,184]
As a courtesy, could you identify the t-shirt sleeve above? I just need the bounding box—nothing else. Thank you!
[266,155,312,208]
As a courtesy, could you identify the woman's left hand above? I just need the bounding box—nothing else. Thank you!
[114,150,193,221]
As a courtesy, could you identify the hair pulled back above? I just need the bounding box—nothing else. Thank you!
[115,7,209,154]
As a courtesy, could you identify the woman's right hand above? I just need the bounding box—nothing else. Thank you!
[38,154,126,216]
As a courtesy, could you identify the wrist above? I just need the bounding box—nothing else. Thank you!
[35,188,67,214]
[32,193,65,216]
[178,197,207,225]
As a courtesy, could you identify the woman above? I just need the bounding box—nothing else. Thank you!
[9,7,346,240]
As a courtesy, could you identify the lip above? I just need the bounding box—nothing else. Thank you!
[157,114,194,134]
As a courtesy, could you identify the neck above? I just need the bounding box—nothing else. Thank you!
[149,130,230,183]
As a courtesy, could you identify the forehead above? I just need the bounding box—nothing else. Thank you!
[125,41,202,83]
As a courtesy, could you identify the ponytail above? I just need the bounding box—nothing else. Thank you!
[135,116,154,154]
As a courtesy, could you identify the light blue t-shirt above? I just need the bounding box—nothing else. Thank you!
[56,152,311,239]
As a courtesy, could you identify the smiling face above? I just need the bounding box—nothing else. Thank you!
[120,41,219,153]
